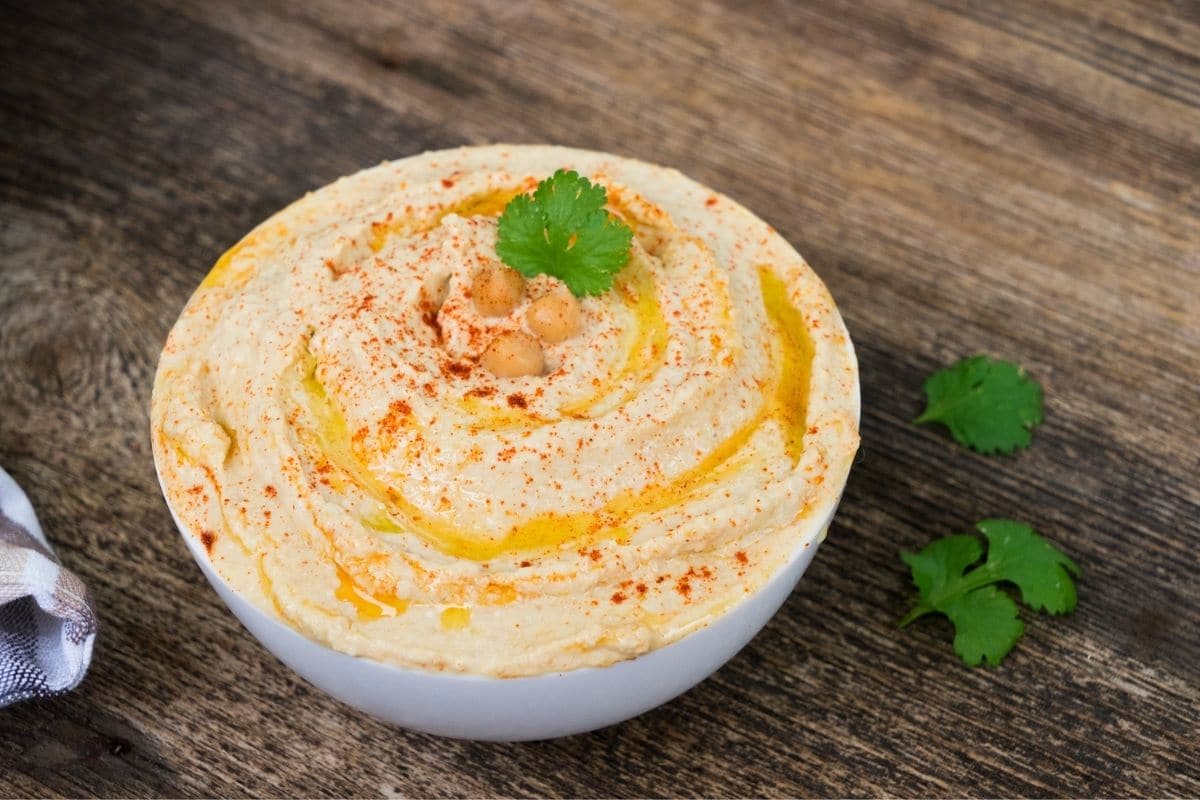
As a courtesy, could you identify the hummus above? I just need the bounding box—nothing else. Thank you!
[152,145,859,677]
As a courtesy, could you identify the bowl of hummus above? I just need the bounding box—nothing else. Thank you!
[152,145,859,740]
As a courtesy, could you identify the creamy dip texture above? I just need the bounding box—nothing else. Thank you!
[151,145,860,676]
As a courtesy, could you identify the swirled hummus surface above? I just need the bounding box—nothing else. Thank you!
[152,145,859,676]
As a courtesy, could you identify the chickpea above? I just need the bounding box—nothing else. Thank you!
[526,289,582,343]
[472,262,524,317]
[481,330,544,378]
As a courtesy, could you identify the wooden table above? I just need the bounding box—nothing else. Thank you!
[2,1,1197,796]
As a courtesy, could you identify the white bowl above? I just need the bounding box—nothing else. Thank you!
[161,466,853,741]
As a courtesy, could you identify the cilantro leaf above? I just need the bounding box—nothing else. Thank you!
[915,355,1044,454]
[495,169,633,297]
[899,520,1080,666]
[975,519,1080,614]
[900,533,983,599]
[941,587,1024,668]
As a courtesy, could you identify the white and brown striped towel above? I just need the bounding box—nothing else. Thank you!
[0,467,96,706]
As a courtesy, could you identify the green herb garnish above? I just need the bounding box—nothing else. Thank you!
[900,520,1079,666]
[915,355,1044,454]
[496,169,633,297]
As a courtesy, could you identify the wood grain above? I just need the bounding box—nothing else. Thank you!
[1,0,1197,796]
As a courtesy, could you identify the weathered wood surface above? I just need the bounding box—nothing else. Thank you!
[1,0,1197,796]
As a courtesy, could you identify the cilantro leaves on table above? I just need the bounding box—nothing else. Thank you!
[899,520,1080,666]
[915,355,1044,454]
[496,169,634,297]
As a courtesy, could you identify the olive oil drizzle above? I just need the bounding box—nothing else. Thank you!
[294,267,814,567]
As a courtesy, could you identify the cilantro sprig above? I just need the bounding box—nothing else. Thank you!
[496,169,634,297]
[900,520,1080,666]
[915,355,1044,454]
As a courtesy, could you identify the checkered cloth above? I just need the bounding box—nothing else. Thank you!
[0,467,96,706]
